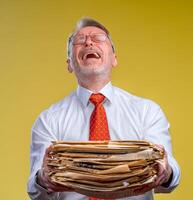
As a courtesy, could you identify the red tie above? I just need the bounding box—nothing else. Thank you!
[89,93,114,200]
[89,93,110,141]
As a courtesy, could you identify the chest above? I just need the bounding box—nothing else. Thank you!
[53,102,143,141]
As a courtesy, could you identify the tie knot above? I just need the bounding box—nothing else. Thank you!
[89,93,105,105]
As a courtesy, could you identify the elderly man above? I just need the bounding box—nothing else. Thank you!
[27,18,180,200]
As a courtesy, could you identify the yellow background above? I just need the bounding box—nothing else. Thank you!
[1,0,192,199]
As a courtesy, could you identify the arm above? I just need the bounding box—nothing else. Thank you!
[143,100,181,193]
[27,111,72,200]
[37,146,73,192]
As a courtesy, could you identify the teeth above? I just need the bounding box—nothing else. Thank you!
[94,53,100,58]
[83,52,101,60]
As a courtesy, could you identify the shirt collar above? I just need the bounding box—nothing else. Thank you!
[76,82,114,107]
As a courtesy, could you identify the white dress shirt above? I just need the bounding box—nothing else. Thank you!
[27,82,180,200]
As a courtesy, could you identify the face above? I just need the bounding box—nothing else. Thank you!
[67,26,117,80]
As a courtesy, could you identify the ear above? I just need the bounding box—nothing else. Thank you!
[112,54,118,67]
[66,58,73,73]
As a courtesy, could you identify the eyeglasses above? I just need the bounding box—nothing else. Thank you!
[72,33,108,45]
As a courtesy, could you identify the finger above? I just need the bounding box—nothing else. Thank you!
[155,162,167,183]
[155,173,165,185]
[156,160,165,176]
[47,181,73,192]
[155,144,164,150]
[154,144,166,157]
[133,183,155,194]
[42,150,50,168]
[45,175,72,190]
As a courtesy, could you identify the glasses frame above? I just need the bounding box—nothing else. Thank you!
[72,33,108,45]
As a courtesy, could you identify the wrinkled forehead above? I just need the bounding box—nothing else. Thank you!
[75,26,107,36]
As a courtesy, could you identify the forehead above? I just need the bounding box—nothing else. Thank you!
[76,26,106,35]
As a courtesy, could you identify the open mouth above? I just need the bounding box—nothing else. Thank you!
[82,51,101,60]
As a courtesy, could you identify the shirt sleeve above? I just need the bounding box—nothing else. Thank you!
[27,110,60,200]
[142,100,181,193]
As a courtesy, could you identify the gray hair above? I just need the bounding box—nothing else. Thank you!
[67,17,115,58]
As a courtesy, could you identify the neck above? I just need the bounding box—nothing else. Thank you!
[78,75,111,93]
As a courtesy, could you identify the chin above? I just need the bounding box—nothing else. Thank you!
[79,66,107,76]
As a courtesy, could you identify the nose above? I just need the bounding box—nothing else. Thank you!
[84,35,93,47]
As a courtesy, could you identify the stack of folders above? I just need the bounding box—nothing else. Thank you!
[47,140,164,199]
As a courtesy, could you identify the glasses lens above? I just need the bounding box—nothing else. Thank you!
[73,35,85,45]
[92,34,107,42]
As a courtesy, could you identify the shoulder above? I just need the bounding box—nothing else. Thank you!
[112,86,168,124]
[35,91,78,123]
[48,91,77,113]
[113,86,160,106]
[112,86,162,114]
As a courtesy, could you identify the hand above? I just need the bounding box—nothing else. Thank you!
[154,144,173,187]
[37,146,73,192]
[132,144,173,194]
[132,182,156,195]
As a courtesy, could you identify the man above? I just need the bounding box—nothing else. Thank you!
[27,18,180,200]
